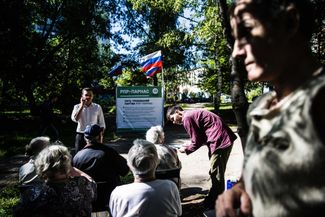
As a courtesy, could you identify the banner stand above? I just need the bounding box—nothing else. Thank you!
[116,86,164,133]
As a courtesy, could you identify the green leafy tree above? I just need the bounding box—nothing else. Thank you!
[116,69,148,86]
[0,0,115,114]
[119,0,190,88]
[189,0,233,112]
[164,67,190,103]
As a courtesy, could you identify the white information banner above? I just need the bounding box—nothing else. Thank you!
[116,86,164,132]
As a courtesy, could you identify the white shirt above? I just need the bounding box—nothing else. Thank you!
[71,102,106,133]
[109,179,182,217]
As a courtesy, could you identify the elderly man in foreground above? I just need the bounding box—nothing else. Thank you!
[109,139,182,217]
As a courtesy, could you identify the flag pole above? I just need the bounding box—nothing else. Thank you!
[163,68,166,126]
[161,50,165,94]
[162,67,165,90]
[161,55,165,127]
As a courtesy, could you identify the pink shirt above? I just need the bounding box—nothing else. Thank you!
[182,109,237,155]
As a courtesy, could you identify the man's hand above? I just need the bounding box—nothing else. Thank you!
[178,146,186,153]
[99,129,105,143]
[80,97,85,107]
[216,181,252,217]
[74,97,85,121]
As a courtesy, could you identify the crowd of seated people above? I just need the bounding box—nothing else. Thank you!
[15,124,183,217]
[14,143,96,217]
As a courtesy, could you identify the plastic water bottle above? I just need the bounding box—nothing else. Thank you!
[226,178,238,190]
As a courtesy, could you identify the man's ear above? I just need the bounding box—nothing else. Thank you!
[285,3,300,38]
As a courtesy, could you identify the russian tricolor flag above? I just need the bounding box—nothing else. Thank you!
[140,50,163,77]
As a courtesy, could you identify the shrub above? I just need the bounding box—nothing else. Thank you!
[0,184,20,217]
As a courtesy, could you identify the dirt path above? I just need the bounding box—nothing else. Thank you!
[108,122,244,217]
[106,124,210,216]
[0,154,27,189]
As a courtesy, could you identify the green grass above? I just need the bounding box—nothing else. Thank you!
[0,184,20,217]
[202,103,232,111]
[120,172,134,184]
[0,110,31,115]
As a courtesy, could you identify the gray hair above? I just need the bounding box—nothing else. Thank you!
[25,136,50,156]
[127,139,159,178]
[35,143,72,180]
[146,125,165,144]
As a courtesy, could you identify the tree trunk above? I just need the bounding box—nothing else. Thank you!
[25,86,38,115]
[214,41,222,114]
[213,93,220,114]
[218,0,249,148]
[230,58,249,148]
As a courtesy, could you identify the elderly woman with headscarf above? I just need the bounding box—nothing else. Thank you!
[109,139,182,217]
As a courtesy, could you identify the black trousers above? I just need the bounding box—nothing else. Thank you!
[74,133,86,153]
